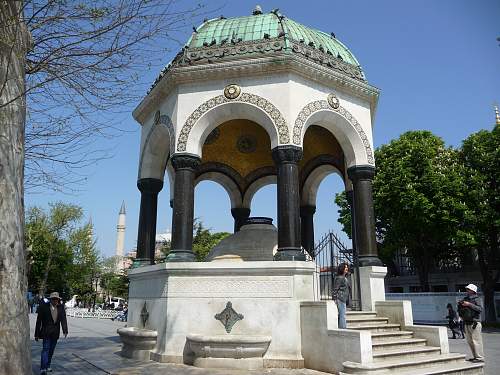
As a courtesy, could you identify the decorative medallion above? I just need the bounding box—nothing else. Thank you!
[204,128,220,145]
[292,100,374,165]
[176,93,289,152]
[327,93,340,109]
[236,135,257,153]
[214,301,244,333]
[224,84,241,100]
[140,301,149,328]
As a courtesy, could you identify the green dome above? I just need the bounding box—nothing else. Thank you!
[188,12,361,68]
[148,9,365,93]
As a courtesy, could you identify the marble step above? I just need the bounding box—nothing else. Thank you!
[372,338,427,352]
[371,330,415,343]
[346,311,378,319]
[372,346,441,362]
[347,323,401,332]
[347,317,390,326]
[391,361,484,375]
[342,353,468,374]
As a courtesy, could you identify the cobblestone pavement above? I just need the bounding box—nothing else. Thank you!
[29,314,499,374]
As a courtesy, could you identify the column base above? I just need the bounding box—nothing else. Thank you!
[274,247,306,261]
[358,256,383,267]
[165,250,196,262]
[132,258,152,268]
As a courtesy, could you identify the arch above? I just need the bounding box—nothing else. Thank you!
[176,92,289,155]
[138,112,174,180]
[301,164,345,207]
[242,175,277,208]
[292,99,374,167]
[195,171,242,209]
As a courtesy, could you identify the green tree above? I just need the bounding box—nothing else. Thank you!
[68,222,101,306]
[192,220,231,261]
[336,131,470,291]
[100,272,129,300]
[461,124,500,322]
[26,203,83,298]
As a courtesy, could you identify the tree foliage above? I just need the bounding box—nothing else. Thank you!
[26,202,100,301]
[460,124,500,321]
[100,272,129,300]
[336,131,470,291]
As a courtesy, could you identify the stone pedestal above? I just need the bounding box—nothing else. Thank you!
[127,261,315,368]
[359,266,387,311]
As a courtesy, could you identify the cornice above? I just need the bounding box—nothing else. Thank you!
[133,54,380,126]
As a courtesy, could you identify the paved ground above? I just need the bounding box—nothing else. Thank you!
[29,314,499,374]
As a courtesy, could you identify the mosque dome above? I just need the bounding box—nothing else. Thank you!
[148,7,365,93]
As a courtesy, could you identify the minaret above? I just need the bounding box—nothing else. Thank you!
[495,105,500,125]
[115,201,126,270]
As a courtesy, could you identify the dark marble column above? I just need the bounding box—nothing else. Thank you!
[300,205,316,257]
[346,190,357,258]
[231,207,251,233]
[166,154,201,262]
[136,178,164,266]
[272,146,305,261]
[347,165,382,266]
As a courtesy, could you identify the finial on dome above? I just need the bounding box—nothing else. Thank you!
[495,104,500,125]
[253,5,263,15]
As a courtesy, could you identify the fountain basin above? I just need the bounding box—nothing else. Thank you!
[187,334,271,370]
[117,327,158,360]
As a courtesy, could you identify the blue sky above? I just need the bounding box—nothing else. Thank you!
[25,0,500,258]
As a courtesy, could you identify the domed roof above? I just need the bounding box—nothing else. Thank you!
[148,8,365,93]
[188,12,360,68]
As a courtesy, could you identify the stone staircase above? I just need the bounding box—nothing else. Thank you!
[340,311,484,375]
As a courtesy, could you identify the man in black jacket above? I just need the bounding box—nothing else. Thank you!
[35,292,68,374]
[458,283,484,363]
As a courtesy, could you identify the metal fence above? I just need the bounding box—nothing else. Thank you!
[312,231,360,310]
[65,308,116,319]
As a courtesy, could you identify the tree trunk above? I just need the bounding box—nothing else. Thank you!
[482,282,496,323]
[0,2,32,374]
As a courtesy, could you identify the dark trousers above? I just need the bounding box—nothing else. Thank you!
[41,338,57,370]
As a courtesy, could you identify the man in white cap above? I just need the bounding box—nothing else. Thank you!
[457,283,484,363]
[35,292,68,374]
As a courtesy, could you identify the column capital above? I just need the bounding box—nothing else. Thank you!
[171,154,201,171]
[231,207,251,219]
[272,145,303,165]
[347,165,375,182]
[137,178,163,194]
[300,205,316,216]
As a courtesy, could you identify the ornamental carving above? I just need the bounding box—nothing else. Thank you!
[292,100,374,165]
[327,93,340,109]
[171,154,201,171]
[272,145,303,164]
[176,92,289,152]
[224,84,241,99]
[215,301,244,333]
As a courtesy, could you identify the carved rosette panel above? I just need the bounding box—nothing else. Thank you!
[292,100,374,165]
[176,92,289,152]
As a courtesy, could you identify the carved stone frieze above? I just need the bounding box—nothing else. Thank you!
[176,92,289,152]
[292,99,374,165]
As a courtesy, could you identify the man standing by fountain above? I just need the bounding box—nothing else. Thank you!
[35,292,68,374]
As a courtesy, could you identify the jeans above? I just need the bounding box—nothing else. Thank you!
[41,338,58,370]
[336,300,347,329]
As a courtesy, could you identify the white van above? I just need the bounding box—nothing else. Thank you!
[108,297,126,310]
